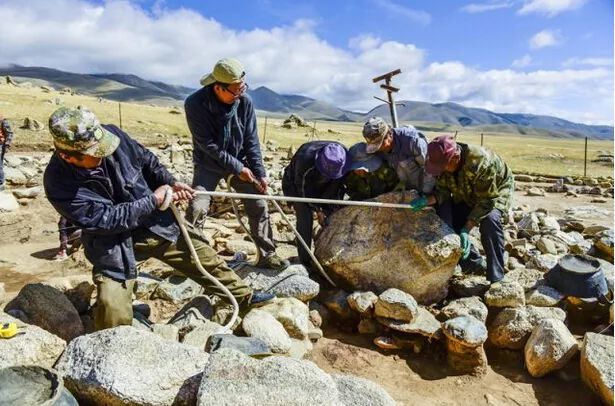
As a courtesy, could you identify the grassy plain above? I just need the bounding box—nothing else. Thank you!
[1,83,612,178]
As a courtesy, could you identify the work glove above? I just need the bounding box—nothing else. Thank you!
[459,227,471,260]
[408,196,427,212]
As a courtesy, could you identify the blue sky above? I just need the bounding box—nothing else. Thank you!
[0,0,612,124]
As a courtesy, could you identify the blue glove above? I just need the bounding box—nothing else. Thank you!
[409,196,428,212]
[459,227,471,260]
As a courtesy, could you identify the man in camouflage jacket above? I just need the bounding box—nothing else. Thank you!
[344,142,398,201]
[409,135,514,283]
[0,116,15,190]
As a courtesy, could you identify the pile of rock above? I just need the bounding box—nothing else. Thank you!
[282,114,309,128]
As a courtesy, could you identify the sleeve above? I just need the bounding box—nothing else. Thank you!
[467,162,500,222]
[138,140,176,188]
[185,97,244,175]
[434,177,451,206]
[241,99,266,178]
[1,119,14,146]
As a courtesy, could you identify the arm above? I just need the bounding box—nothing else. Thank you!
[241,99,266,178]
[466,164,500,229]
[1,119,14,146]
[185,98,244,175]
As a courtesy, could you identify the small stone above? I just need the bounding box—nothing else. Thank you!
[580,333,614,405]
[451,276,491,297]
[153,276,204,304]
[540,216,561,232]
[358,319,381,335]
[376,307,441,339]
[204,334,271,356]
[525,285,564,307]
[258,298,310,340]
[322,290,355,320]
[503,268,544,291]
[309,309,323,328]
[524,319,578,377]
[489,306,567,350]
[308,326,323,341]
[347,291,378,316]
[526,254,559,272]
[0,191,19,212]
[442,315,488,376]
[441,297,488,323]
[153,324,179,341]
[182,320,223,349]
[536,238,558,255]
[484,281,525,308]
[135,273,161,300]
[374,288,418,322]
[242,309,292,354]
[236,264,320,302]
[442,315,487,347]
[526,187,545,197]
[594,230,614,258]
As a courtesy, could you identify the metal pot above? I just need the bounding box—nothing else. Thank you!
[544,254,610,300]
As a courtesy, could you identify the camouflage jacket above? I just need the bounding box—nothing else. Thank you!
[345,163,399,201]
[0,119,14,146]
[434,143,514,222]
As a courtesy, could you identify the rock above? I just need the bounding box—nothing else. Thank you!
[224,239,257,255]
[526,254,559,272]
[322,289,355,320]
[182,320,223,348]
[442,315,488,375]
[258,298,310,339]
[21,117,44,131]
[205,334,271,356]
[584,225,611,236]
[235,264,319,302]
[169,296,215,337]
[565,206,609,220]
[358,319,382,335]
[197,349,340,405]
[288,337,313,359]
[526,187,545,196]
[309,309,323,328]
[484,280,525,308]
[4,283,84,341]
[451,275,490,297]
[376,307,441,339]
[314,191,461,304]
[56,326,209,405]
[536,238,558,255]
[152,323,179,341]
[374,288,418,322]
[0,312,66,369]
[134,272,162,300]
[524,319,578,377]
[515,174,534,182]
[153,275,204,303]
[0,191,19,212]
[308,325,324,341]
[441,296,488,323]
[489,306,567,350]
[503,268,544,291]
[347,291,379,316]
[594,230,614,259]
[525,285,564,307]
[332,374,396,406]
[242,309,292,353]
[517,213,540,236]
[540,216,561,232]
[11,186,42,199]
[581,333,614,405]
[63,281,95,314]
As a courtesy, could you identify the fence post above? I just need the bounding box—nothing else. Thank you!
[312,121,317,141]
[263,116,268,144]
[584,136,588,179]
[118,103,123,129]
[480,133,484,146]
[454,130,458,140]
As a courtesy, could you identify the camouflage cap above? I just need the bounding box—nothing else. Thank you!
[49,106,120,157]
[200,58,246,87]
[362,117,390,154]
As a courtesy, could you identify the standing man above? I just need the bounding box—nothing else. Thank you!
[0,116,15,191]
[362,117,434,195]
[282,141,349,268]
[409,135,514,283]
[185,58,288,271]
[44,106,272,330]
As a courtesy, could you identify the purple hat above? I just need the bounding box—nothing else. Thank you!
[425,135,459,176]
[315,143,350,179]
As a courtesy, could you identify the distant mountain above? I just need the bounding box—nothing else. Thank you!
[0,65,611,139]
[366,101,613,140]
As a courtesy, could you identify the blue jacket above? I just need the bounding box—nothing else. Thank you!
[185,85,266,178]
[43,125,179,281]
[380,126,435,194]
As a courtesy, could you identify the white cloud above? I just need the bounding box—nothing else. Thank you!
[0,0,611,125]
[371,0,431,26]
[563,57,613,67]
[518,0,587,17]
[460,1,514,13]
[512,54,532,68]
[529,30,561,49]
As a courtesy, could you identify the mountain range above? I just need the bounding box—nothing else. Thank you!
[0,65,611,140]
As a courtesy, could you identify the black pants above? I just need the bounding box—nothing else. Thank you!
[293,202,315,266]
[437,200,505,282]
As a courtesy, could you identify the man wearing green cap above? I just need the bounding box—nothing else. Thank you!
[184,57,288,271]
[43,106,273,330]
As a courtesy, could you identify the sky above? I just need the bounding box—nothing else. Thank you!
[0,0,613,125]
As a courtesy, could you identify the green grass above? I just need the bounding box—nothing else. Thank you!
[2,83,612,178]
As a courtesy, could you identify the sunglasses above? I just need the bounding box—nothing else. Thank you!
[221,82,249,97]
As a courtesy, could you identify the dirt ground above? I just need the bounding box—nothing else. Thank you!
[0,183,612,405]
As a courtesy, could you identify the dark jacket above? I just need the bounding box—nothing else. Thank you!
[0,119,14,146]
[185,85,266,178]
[44,125,178,281]
[282,141,346,215]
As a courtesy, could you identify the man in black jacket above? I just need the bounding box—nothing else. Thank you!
[0,116,15,191]
[184,58,288,271]
[44,106,272,330]
[282,141,350,267]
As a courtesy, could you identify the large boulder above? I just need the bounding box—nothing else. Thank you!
[234,264,319,302]
[4,283,84,341]
[314,192,460,304]
[55,326,210,405]
[581,333,614,405]
[0,313,66,369]
[524,319,578,377]
[332,374,396,406]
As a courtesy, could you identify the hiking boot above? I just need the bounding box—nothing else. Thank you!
[249,290,276,307]
[257,253,290,272]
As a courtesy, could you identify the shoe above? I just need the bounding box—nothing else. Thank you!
[460,258,487,276]
[249,290,276,306]
[257,254,290,272]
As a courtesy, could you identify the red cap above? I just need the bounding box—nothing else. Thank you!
[425,135,458,176]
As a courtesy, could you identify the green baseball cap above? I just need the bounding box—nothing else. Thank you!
[49,106,120,157]
[200,58,246,86]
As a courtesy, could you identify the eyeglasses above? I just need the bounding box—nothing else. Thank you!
[222,82,249,97]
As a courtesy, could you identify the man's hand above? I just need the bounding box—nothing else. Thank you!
[255,177,268,194]
[153,185,171,207]
[459,227,471,260]
[408,196,428,212]
[238,167,257,184]
[172,182,195,202]
[353,168,368,177]
[316,211,326,226]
